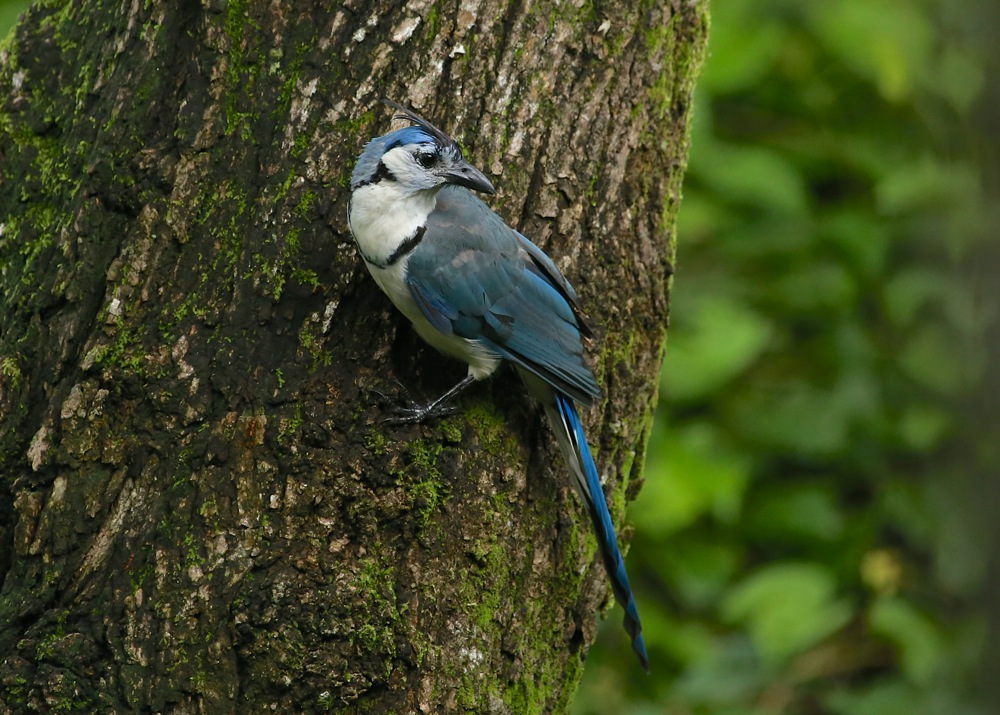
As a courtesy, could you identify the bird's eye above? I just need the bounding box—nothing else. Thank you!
[416,152,436,168]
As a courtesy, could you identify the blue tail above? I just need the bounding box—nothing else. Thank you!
[550,393,649,671]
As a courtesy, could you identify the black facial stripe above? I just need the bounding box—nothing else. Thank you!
[372,159,396,184]
[385,225,426,267]
[355,159,397,189]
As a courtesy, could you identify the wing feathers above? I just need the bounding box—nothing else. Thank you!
[405,187,599,403]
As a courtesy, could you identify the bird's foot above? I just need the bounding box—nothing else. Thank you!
[382,401,459,425]
[368,380,458,424]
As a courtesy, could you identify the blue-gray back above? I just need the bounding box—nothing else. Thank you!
[405,187,600,405]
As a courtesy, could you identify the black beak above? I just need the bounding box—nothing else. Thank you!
[442,161,496,195]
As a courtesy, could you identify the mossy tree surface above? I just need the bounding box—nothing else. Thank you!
[0,0,706,712]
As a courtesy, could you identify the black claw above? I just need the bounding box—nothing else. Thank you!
[366,380,457,424]
[381,401,458,425]
[368,374,477,426]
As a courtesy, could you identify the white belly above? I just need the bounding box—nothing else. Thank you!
[350,184,501,380]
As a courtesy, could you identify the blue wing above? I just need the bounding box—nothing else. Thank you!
[405,187,599,405]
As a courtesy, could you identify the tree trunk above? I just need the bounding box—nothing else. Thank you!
[0,0,706,712]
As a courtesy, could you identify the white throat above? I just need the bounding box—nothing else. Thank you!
[349,182,437,267]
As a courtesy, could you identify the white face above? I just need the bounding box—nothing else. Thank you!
[380,143,444,194]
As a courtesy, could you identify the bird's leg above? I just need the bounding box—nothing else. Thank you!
[382,374,477,425]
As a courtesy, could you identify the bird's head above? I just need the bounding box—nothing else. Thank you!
[351,99,496,196]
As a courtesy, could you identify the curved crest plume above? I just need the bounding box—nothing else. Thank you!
[381,98,462,155]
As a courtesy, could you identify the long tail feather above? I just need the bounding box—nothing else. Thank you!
[546,393,649,671]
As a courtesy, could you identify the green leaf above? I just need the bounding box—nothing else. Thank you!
[722,562,853,663]
[934,46,985,113]
[771,262,856,313]
[869,597,945,683]
[808,0,933,102]
[876,154,979,216]
[699,0,787,93]
[883,268,951,328]
[820,209,890,280]
[671,635,767,709]
[690,140,809,216]
[661,537,744,609]
[661,294,773,403]
[898,325,970,395]
[744,482,846,544]
[896,403,953,451]
[729,375,873,457]
[636,421,752,535]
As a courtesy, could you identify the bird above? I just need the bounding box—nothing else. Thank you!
[347,98,648,671]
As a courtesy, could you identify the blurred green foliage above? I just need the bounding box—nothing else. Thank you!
[577,0,997,713]
[0,0,26,39]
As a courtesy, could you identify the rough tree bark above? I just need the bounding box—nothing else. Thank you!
[0,0,707,712]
